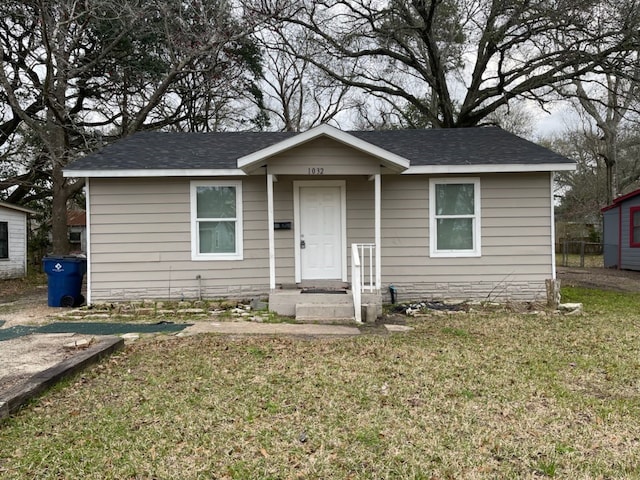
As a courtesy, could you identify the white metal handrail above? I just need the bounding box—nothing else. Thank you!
[351,243,377,324]
[355,243,376,292]
[351,244,362,323]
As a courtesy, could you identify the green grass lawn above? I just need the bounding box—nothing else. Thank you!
[1,287,640,479]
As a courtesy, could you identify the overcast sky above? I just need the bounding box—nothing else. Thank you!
[531,102,580,140]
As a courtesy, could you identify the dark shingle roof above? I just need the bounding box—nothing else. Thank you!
[350,128,571,166]
[67,131,295,170]
[65,127,572,171]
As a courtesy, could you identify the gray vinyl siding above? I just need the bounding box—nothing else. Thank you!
[266,137,382,175]
[0,207,28,279]
[381,173,552,301]
[89,177,270,300]
[602,207,619,268]
[619,197,640,271]
[87,169,553,302]
[270,176,375,283]
[273,180,294,282]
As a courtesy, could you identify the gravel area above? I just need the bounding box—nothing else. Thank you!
[0,281,83,395]
[557,266,640,293]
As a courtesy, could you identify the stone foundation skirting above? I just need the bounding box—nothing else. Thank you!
[90,280,547,305]
[91,284,270,303]
[382,281,548,304]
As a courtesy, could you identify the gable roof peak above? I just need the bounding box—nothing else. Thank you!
[237,124,410,172]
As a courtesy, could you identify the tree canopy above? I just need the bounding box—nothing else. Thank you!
[256,0,640,128]
[0,0,265,253]
[2,0,640,253]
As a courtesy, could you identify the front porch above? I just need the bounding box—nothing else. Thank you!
[262,173,386,323]
[269,243,383,323]
[234,127,410,323]
[269,289,382,323]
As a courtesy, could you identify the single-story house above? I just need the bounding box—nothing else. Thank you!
[601,188,640,270]
[64,125,575,320]
[0,201,36,279]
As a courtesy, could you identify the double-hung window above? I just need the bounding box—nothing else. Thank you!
[429,178,481,257]
[630,206,640,248]
[191,181,243,260]
[0,222,7,259]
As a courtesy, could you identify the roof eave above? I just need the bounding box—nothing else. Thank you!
[237,124,410,172]
[403,163,576,174]
[0,201,37,214]
[63,168,247,178]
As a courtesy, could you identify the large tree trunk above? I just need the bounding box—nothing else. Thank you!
[50,165,71,255]
[48,98,71,256]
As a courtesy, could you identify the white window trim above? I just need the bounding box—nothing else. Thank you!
[429,177,481,258]
[190,180,243,261]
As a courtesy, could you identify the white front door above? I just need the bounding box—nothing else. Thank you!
[296,183,346,281]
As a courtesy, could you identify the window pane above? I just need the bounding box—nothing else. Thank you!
[437,218,473,250]
[633,211,640,244]
[436,184,474,215]
[197,186,236,218]
[199,221,236,254]
[0,222,7,258]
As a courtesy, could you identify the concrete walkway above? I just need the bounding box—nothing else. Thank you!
[180,321,362,336]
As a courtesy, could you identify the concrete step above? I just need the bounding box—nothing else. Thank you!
[270,290,353,316]
[297,292,353,304]
[295,303,355,322]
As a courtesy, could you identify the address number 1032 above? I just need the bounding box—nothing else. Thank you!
[308,167,325,175]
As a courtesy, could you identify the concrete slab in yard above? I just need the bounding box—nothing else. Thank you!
[384,324,414,333]
[0,336,124,420]
[180,322,361,336]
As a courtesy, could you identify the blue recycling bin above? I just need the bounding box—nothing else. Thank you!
[43,256,87,307]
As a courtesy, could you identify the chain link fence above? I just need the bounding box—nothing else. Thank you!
[556,240,603,267]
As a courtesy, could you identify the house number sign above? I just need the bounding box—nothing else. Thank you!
[308,167,325,175]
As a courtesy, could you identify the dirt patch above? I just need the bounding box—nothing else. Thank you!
[557,266,640,293]
[0,277,85,396]
[0,334,96,392]
[0,277,58,328]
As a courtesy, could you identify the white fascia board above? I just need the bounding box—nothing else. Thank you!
[403,163,576,174]
[63,168,246,178]
[0,201,37,214]
[237,124,410,171]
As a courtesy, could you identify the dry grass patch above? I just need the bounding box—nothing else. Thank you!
[1,288,640,478]
[556,254,603,268]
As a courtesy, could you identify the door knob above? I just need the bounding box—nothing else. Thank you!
[300,240,306,249]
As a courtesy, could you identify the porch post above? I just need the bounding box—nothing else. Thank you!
[375,173,381,291]
[550,172,556,280]
[267,173,276,290]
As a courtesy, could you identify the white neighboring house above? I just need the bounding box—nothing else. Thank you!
[0,201,36,279]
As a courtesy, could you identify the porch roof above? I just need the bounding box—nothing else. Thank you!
[237,125,410,173]
[64,125,575,178]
